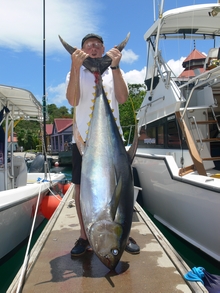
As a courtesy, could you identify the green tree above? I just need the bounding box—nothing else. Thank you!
[119,83,146,145]
[47,104,71,122]
[15,120,41,151]
[14,85,146,151]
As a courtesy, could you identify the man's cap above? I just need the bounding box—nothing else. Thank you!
[81,33,103,48]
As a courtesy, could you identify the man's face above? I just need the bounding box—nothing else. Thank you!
[82,38,104,58]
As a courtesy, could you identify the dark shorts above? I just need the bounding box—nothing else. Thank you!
[71,143,82,185]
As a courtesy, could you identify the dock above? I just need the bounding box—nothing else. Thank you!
[8,184,208,293]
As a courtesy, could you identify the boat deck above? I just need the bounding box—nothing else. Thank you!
[8,184,207,293]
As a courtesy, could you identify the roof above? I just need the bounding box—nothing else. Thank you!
[179,48,206,78]
[46,124,53,135]
[144,4,220,40]
[0,85,43,121]
[8,134,18,143]
[183,49,206,63]
[179,68,205,78]
[54,118,73,133]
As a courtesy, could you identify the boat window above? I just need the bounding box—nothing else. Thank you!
[167,121,181,147]
[145,127,156,144]
[138,125,155,146]
[138,124,164,147]
[158,125,164,145]
[138,117,186,149]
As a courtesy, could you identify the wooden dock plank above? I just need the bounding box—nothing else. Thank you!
[8,184,208,293]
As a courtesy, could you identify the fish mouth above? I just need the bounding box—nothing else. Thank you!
[103,253,119,270]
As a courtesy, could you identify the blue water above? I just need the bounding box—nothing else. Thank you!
[0,219,48,293]
[0,166,72,292]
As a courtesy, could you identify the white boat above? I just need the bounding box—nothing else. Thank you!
[0,85,65,260]
[133,2,220,262]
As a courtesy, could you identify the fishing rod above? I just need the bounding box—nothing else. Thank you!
[42,0,48,179]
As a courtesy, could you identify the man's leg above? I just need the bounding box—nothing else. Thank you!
[70,144,90,257]
[74,184,87,240]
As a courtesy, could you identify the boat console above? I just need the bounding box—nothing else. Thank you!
[0,156,27,191]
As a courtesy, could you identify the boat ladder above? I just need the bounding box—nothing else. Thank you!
[189,106,220,163]
[176,111,207,176]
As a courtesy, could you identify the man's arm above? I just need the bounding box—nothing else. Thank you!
[107,47,129,104]
[66,49,89,106]
[111,68,128,104]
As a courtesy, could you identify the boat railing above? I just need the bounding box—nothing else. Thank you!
[179,65,220,119]
[211,108,220,133]
[189,116,204,153]
[138,95,165,118]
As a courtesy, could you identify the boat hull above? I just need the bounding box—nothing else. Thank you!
[133,152,220,262]
[0,172,65,260]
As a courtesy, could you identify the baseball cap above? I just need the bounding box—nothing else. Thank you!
[81,33,103,48]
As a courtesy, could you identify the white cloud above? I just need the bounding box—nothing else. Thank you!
[124,67,146,85]
[47,82,66,106]
[0,0,102,54]
[122,49,139,64]
[123,55,186,85]
[167,57,185,77]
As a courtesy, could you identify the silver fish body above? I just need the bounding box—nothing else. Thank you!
[59,33,138,269]
[80,82,134,270]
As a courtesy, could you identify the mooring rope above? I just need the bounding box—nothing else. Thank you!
[16,180,44,293]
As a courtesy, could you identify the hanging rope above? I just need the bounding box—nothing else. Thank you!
[16,181,44,293]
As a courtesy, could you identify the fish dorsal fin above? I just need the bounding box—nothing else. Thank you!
[109,175,122,221]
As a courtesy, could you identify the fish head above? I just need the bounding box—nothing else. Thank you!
[89,220,125,270]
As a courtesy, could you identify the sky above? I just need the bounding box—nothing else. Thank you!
[0,0,219,111]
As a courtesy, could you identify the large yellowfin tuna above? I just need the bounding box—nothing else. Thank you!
[59,34,138,270]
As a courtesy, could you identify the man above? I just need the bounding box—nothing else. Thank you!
[66,33,140,256]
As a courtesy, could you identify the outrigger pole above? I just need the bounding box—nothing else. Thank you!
[42,0,48,178]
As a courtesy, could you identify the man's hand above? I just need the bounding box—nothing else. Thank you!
[106,47,122,68]
[71,49,89,69]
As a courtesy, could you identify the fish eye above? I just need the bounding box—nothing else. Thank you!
[111,248,119,256]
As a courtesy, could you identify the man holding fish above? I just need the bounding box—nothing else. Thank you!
[66,33,140,261]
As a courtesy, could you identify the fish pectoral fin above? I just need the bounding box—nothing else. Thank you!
[127,124,138,164]
[109,175,122,221]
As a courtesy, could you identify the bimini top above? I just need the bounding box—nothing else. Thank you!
[144,3,220,40]
[0,85,43,121]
